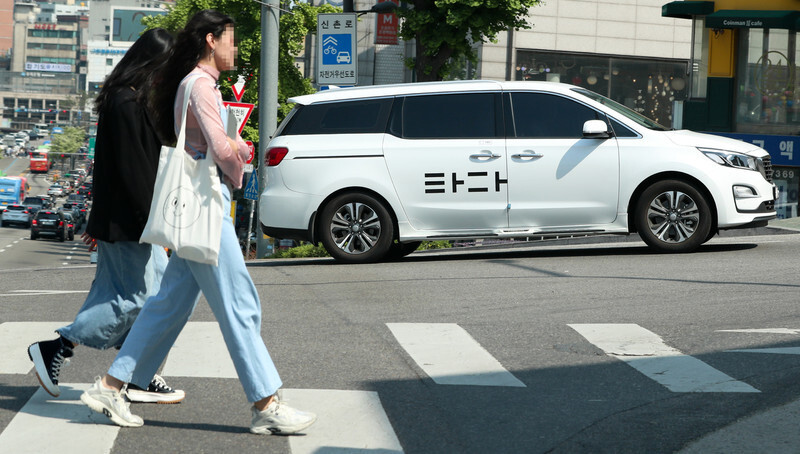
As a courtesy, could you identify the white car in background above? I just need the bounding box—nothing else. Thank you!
[259,80,778,263]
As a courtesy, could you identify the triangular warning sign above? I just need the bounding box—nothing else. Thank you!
[243,171,259,200]
[232,75,246,102]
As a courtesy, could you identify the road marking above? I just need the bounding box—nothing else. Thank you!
[386,323,526,387]
[0,385,120,454]
[283,389,403,454]
[569,324,760,393]
[718,328,800,335]
[0,321,68,374]
[161,322,238,378]
[0,290,90,297]
[728,347,800,355]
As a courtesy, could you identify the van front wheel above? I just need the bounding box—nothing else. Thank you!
[634,180,712,253]
[319,193,395,263]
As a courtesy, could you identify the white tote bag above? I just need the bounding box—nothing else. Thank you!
[140,76,224,265]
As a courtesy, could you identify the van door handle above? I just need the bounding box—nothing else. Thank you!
[512,151,544,159]
[470,150,502,160]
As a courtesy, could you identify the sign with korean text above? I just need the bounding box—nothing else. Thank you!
[375,0,399,45]
[317,13,357,85]
[222,101,254,135]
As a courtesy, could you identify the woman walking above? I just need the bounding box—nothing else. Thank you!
[28,28,184,405]
[79,10,316,434]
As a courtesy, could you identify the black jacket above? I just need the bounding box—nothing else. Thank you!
[86,87,162,242]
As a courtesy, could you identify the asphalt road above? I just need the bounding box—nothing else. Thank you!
[2,229,800,453]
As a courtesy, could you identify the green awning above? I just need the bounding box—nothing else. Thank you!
[662,1,714,19]
[706,10,800,30]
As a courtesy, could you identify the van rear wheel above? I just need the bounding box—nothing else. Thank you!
[319,193,395,263]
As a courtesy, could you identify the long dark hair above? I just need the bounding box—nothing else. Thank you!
[152,10,235,143]
[94,28,174,115]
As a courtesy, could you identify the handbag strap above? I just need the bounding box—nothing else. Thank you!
[174,75,202,154]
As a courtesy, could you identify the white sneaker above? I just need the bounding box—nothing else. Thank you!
[250,395,316,435]
[80,376,143,427]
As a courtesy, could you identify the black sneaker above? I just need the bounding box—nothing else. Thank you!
[125,374,185,404]
[28,337,74,398]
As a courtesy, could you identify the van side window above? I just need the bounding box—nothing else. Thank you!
[282,98,393,135]
[401,93,499,139]
[510,92,607,139]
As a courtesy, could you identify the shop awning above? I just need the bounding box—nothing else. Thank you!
[705,10,800,30]
[662,1,714,20]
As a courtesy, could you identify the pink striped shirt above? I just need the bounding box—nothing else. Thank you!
[174,64,249,189]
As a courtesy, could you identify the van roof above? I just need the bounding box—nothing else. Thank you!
[288,80,580,105]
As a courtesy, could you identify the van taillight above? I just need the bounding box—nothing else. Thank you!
[266,147,288,167]
[32,220,37,226]
[58,221,63,227]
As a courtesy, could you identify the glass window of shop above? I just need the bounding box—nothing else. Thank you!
[735,28,800,135]
[774,167,799,219]
[691,17,709,98]
[515,50,688,127]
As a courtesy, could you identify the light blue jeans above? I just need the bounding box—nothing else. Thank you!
[108,184,282,402]
[58,241,168,349]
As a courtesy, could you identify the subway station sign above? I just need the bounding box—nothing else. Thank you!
[709,132,799,167]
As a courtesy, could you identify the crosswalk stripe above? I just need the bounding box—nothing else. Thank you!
[0,384,119,454]
[0,322,68,374]
[283,389,404,454]
[569,324,760,393]
[161,321,238,378]
[387,323,526,387]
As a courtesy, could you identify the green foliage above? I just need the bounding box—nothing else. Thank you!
[398,0,541,81]
[143,1,338,152]
[418,240,452,250]
[269,242,330,258]
[50,127,85,157]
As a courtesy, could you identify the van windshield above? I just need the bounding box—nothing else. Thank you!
[571,88,670,131]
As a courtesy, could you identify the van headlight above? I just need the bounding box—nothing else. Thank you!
[699,148,758,171]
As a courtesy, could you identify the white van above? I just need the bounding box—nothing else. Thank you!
[259,80,778,263]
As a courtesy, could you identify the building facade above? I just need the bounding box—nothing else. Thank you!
[664,0,800,219]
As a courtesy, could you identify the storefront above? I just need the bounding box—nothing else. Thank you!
[663,0,800,218]
[515,51,688,128]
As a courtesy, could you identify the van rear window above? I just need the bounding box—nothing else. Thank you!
[282,98,393,135]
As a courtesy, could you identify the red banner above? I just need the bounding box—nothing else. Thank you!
[375,0,399,45]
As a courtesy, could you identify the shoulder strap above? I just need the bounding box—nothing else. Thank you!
[174,75,201,153]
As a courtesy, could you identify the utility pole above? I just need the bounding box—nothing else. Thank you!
[256,0,280,259]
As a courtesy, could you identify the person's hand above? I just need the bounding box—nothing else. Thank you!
[81,232,97,251]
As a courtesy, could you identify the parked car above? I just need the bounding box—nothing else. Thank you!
[62,211,76,241]
[30,210,67,241]
[259,80,778,263]
[1,204,32,227]
[47,184,64,197]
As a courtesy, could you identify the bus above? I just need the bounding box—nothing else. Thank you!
[0,176,29,207]
[29,148,50,173]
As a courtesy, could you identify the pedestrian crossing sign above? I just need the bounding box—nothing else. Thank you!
[243,171,259,200]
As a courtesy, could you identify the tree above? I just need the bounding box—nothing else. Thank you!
[50,127,85,168]
[142,0,339,145]
[397,0,541,81]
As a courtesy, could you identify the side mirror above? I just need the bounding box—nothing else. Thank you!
[583,120,612,139]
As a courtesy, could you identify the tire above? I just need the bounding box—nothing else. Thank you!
[634,180,712,253]
[319,192,395,263]
[58,231,65,242]
[387,241,422,260]
[0,221,5,227]
[69,232,74,241]
[30,232,37,240]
